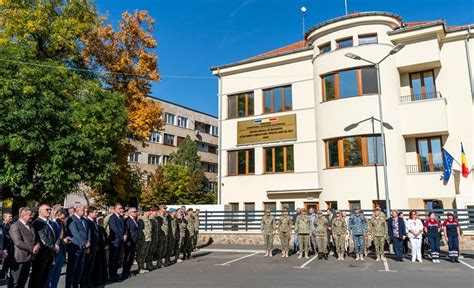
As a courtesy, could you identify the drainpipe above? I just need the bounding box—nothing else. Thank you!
[217,68,223,205]
[465,25,474,100]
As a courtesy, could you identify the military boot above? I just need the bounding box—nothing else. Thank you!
[324,253,328,260]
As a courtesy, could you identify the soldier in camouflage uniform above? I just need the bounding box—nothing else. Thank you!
[159,205,173,266]
[368,207,388,261]
[260,209,276,257]
[277,208,292,258]
[185,208,195,260]
[177,211,189,263]
[149,208,159,269]
[294,208,311,259]
[169,208,180,263]
[332,211,347,260]
[137,208,152,273]
[315,210,329,260]
[349,208,368,261]
[193,210,200,251]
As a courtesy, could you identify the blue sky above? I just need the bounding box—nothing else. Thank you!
[96,0,473,116]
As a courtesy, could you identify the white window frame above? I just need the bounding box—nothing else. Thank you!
[149,131,161,143]
[211,125,218,136]
[177,116,188,128]
[128,152,140,163]
[148,154,160,165]
[165,113,175,125]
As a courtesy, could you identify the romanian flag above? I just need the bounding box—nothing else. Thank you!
[461,143,469,178]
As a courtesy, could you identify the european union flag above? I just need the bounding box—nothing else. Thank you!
[443,148,454,182]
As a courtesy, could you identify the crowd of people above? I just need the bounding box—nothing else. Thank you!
[0,203,201,288]
[261,207,463,263]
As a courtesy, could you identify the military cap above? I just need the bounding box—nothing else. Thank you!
[187,208,194,212]
[169,208,176,212]
[151,207,158,212]
[159,204,167,209]
[142,207,150,212]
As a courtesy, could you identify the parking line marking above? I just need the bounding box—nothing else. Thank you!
[293,256,317,269]
[378,259,397,272]
[201,248,264,253]
[215,252,259,266]
[459,260,474,270]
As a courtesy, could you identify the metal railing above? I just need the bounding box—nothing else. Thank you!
[199,209,474,233]
[400,91,442,103]
[407,163,444,173]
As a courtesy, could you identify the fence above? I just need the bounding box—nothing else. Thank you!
[400,91,442,103]
[199,209,474,233]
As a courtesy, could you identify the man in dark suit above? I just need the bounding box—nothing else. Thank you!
[80,206,99,288]
[108,203,125,282]
[0,222,8,260]
[66,205,90,288]
[122,207,139,278]
[1,213,13,279]
[30,204,58,288]
[8,207,40,288]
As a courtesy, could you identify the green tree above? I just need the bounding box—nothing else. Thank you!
[0,46,127,204]
[169,136,202,172]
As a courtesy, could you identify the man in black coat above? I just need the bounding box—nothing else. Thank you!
[122,207,139,278]
[1,213,13,279]
[30,204,58,288]
[108,203,125,282]
[80,206,99,288]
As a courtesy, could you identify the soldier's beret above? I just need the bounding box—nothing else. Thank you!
[169,208,176,212]
[187,208,194,212]
[142,207,150,212]
[151,207,158,212]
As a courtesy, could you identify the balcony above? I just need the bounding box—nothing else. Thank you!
[399,92,448,136]
[400,91,442,103]
[407,163,444,174]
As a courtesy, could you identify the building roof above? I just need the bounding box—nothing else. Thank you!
[148,96,217,119]
[304,11,403,39]
[243,40,307,61]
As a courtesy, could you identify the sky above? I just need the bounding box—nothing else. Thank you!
[95,0,474,116]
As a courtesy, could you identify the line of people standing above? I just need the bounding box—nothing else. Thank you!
[0,203,201,288]
[261,207,463,263]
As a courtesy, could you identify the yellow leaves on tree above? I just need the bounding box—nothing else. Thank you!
[82,10,163,140]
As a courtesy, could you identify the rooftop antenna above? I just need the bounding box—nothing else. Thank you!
[301,6,307,38]
[344,0,348,15]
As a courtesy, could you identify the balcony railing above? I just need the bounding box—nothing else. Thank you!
[400,91,442,103]
[407,163,444,173]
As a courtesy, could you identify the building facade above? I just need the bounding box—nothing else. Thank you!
[129,97,219,192]
[212,12,474,211]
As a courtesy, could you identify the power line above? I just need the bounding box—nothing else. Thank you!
[0,58,313,80]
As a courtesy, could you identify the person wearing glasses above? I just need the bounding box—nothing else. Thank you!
[424,211,441,263]
[443,212,461,263]
[407,210,424,262]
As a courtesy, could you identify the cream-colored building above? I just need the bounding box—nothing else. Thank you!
[211,12,473,211]
[129,97,219,192]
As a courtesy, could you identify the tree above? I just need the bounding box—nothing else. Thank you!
[0,0,98,61]
[0,45,128,204]
[169,136,202,172]
[82,9,163,140]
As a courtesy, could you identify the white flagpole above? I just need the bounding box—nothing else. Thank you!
[345,0,348,15]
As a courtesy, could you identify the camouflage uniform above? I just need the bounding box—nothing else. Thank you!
[149,217,159,264]
[193,215,200,250]
[294,215,311,255]
[137,214,152,270]
[178,217,189,259]
[349,214,368,255]
[332,218,347,257]
[260,215,275,251]
[185,215,195,258]
[368,215,388,256]
[315,216,329,254]
[278,215,292,253]
[156,214,168,266]
[170,215,179,262]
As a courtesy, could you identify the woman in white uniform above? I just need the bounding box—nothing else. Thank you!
[407,210,424,262]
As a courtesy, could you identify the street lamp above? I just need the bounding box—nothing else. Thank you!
[344,43,405,213]
[300,6,307,38]
[344,117,393,208]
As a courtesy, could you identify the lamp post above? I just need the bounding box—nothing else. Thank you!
[301,7,307,38]
[344,117,393,210]
[344,44,405,213]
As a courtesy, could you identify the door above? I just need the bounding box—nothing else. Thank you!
[304,202,319,211]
